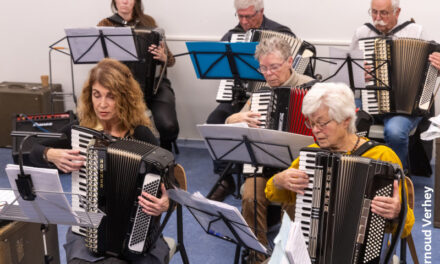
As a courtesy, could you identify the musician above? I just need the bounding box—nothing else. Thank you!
[350,0,434,170]
[207,0,296,201]
[97,0,179,152]
[265,83,414,241]
[226,37,314,263]
[30,58,171,264]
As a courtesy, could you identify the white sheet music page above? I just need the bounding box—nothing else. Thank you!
[5,164,79,225]
[168,188,267,254]
[285,222,311,264]
[100,27,138,61]
[197,124,314,168]
[65,27,105,63]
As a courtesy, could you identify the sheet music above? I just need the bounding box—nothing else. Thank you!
[100,27,138,61]
[168,188,267,254]
[197,124,315,168]
[0,189,18,208]
[269,213,311,264]
[65,27,138,63]
[5,164,79,225]
[285,222,311,264]
[65,27,105,63]
[328,47,366,88]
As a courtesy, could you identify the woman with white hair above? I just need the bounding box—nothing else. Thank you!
[265,82,414,237]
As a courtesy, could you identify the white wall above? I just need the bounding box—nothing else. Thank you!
[1,0,439,140]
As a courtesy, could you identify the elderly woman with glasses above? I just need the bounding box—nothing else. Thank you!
[265,82,414,238]
[219,36,315,263]
[225,36,314,126]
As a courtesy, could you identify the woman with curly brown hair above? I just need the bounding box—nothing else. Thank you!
[30,58,171,264]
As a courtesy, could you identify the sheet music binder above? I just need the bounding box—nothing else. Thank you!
[186,41,265,81]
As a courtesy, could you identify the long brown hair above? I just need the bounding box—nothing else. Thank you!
[78,58,151,134]
[111,0,156,26]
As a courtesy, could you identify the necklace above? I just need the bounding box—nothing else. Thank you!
[349,135,361,154]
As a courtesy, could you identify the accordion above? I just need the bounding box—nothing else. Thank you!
[70,125,174,256]
[250,85,313,135]
[359,37,440,115]
[216,29,316,102]
[296,148,400,263]
[125,28,162,99]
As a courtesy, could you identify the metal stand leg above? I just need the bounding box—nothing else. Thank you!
[41,224,53,264]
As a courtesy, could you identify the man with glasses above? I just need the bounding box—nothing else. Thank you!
[207,0,296,202]
[350,0,437,172]
[221,0,294,42]
[224,37,314,264]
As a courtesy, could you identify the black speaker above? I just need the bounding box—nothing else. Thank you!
[12,111,76,165]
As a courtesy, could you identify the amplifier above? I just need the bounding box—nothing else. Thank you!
[0,222,60,264]
[12,111,76,165]
[0,82,64,147]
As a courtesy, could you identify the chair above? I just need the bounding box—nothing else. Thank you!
[164,163,189,264]
[400,176,419,264]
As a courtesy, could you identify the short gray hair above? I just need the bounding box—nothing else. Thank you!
[234,0,264,11]
[302,82,356,133]
[254,37,291,61]
[391,0,400,10]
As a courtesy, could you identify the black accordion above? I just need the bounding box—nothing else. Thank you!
[296,148,400,263]
[250,85,313,136]
[216,29,316,102]
[70,125,174,257]
[359,37,440,115]
[125,28,161,99]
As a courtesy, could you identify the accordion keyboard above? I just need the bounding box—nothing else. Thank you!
[250,89,272,128]
[71,128,94,236]
[359,38,380,114]
[295,150,318,245]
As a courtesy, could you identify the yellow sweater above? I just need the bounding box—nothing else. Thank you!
[265,140,415,238]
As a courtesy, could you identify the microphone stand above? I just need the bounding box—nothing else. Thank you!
[10,130,65,264]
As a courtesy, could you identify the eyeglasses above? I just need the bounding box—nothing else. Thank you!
[235,10,259,20]
[368,8,393,18]
[258,62,285,74]
[304,119,333,130]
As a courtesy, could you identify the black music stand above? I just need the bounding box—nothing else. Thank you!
[2,131,105,264]
[48,27,143,108]
[198,124,314,261]
[313,47,391,94]
[167,188,267,264]
[186,41,265,105]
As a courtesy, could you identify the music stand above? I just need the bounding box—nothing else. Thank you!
[197,124,314,261]
[186,41,265,105]
[0,132,105,264]
[311,48,391,93]
[48,27,143,109]
[167,188,267,264]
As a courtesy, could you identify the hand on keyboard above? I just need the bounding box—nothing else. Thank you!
[364,62,374,83]
[46,148,85,173]
[272,168,309,195]
[225,111,261,128]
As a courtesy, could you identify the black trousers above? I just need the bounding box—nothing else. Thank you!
[146,78,179,150]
